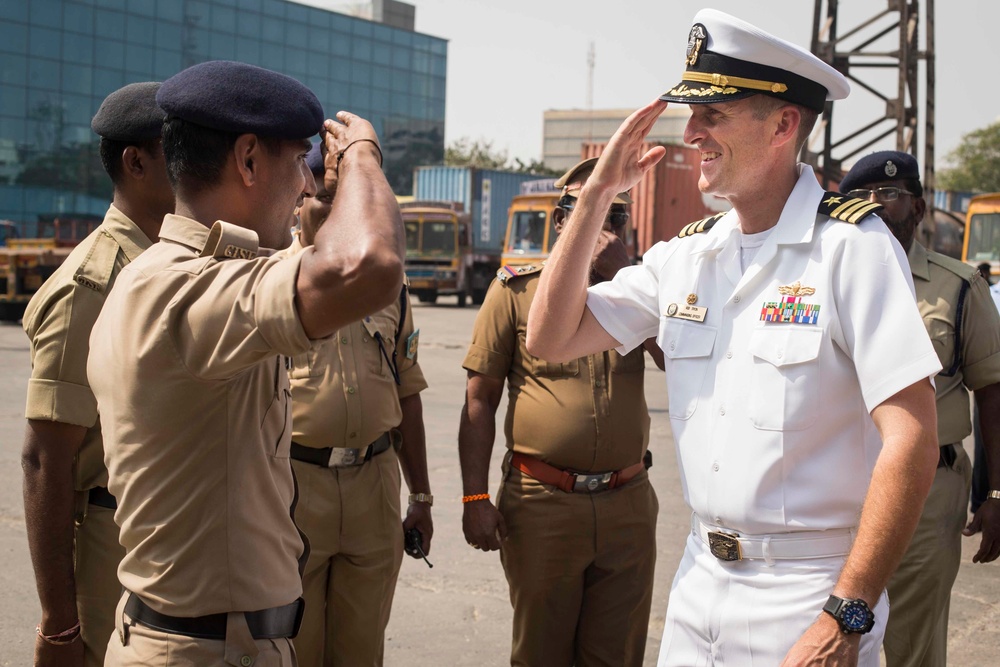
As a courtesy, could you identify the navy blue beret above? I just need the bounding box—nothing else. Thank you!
[840,151,922,195]
[91,82,164,142]
[156,61,323,140]
[306,140,323,175]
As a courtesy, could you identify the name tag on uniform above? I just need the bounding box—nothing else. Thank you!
[665,302,708,322]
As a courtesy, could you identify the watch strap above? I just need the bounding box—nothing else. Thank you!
[408,493,433,506]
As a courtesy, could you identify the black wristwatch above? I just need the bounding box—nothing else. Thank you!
[823,595,875,634]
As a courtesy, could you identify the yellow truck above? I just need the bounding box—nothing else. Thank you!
[400,201,474,306]
[500,191,561,269]
[962,193,1000,277]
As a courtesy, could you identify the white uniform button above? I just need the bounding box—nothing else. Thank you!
[712,461,720,472]
[669,341,676,351]
[733,295,741,303]
[776,350,783,359]
[715,517,724,526]
[726,350,733,359]
[719,406,726,416]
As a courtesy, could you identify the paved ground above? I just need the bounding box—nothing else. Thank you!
[0,300,997,665]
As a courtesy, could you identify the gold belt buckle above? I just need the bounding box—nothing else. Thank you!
[707,531,743,561]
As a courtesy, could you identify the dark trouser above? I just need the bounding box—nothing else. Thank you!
[498,465,658,667]
[972,404,989,513]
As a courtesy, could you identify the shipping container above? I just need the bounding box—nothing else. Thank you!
[412,166,542,254]
[582,142,728,256]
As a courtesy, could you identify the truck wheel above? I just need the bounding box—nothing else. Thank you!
[471,288,486,305]
[418,290,438,304]
[455,291,468,308]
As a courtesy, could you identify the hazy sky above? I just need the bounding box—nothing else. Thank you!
[400,0,999,170]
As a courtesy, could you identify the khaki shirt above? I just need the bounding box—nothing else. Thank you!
[87,214,311,616]
[908,242,1000,444]
[463,268,649,473]
[23,205,151,491]
[281,238,427,448]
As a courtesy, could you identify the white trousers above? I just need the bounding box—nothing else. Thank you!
[657,530,889,666]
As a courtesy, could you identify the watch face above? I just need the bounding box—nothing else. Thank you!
[841,601,870,630]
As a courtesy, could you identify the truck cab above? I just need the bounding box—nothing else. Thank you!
[400,202,471,306]
[962,193,1000,277]
[500,191,561,269]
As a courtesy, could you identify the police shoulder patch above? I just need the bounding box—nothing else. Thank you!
[677,212,725,238]
[73,230,119,294]
[496,264,542,285]
[818,192,884,224]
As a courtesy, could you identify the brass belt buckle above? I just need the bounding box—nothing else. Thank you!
[707,531,743,561]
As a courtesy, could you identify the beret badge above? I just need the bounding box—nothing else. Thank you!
[884,160,897,178]
[686,24,707,66]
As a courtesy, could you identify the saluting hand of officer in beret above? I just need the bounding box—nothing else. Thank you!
[320,111,382,200]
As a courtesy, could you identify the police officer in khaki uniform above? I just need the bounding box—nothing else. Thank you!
[86,61,404,666]
[459,158,662,667]
[284,145,432,667]
[21,82,173,667]
[840,152,1000,667]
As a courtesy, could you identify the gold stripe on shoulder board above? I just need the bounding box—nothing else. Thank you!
[819,191,883,224]
[677,212,725,238]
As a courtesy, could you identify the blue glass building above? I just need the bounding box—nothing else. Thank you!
[0,0,447,226]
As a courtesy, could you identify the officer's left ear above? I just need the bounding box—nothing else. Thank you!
[553,206,566,235]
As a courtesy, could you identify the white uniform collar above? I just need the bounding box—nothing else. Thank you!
[692,163,826,254]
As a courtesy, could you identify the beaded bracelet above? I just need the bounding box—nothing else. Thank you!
[337,138,383,169]
[462,493,490,503]
[36,620,81,646]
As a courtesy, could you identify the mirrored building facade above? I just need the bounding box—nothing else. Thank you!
[0,0,447,226]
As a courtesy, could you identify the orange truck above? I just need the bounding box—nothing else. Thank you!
[0,215,101,320]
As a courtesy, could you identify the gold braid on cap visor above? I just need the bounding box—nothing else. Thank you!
[682,71,788,94]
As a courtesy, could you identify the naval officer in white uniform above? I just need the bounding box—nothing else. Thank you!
[527,9,942,667]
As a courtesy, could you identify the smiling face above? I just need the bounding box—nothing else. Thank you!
[682,97,784,201]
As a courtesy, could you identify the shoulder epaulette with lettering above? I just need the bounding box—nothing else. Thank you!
[200,220,259,260]
[677,212,726,238]
[73,230,119,293]
[818,192,884,224]
[496,264,542,285]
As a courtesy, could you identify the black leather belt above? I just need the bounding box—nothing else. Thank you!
[88,486,117,510]
[938,443,958,469]
[124,592,303,640]
[290,432,392,468]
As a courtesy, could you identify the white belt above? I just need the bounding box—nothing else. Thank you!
[692,514,855,562]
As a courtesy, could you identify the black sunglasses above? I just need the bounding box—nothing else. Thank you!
[557,195,629,228]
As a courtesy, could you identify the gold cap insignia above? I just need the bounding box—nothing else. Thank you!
[685,24,707,66]
[778,281,816,297]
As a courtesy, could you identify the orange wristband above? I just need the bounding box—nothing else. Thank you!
[462,493,490,503]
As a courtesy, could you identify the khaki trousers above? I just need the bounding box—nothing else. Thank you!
[498,466,659,667]
[884,446,972,667]
[74,501,125,667]
[105,593,296,666]
[290,449,404,667]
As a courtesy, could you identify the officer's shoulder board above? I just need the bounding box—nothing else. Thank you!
[200,220,259,260]
[818,192,884,225]
[496,264,543,285]
[73,229,119,293]
[677,212,726,239]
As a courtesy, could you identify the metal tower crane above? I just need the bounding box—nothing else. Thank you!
[806,0,935,214]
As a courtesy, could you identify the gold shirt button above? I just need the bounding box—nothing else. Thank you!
[240,656,253,667]
[341,337,348,344]
[348,386,356,394]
